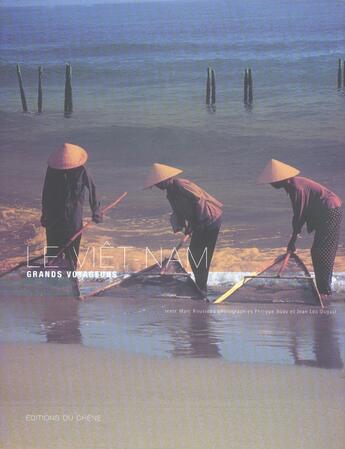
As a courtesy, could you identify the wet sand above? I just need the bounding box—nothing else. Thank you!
[1,204,345,275]
[1,342,344,449]
[0,109,344,278]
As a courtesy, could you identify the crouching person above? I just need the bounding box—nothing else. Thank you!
[144,163,223,297]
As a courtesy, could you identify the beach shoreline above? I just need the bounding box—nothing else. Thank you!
[1,107,344,277]
[1,203,345,274]
[1,341,344,449]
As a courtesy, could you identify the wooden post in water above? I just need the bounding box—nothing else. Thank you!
[244,69,248,104]
[64,64,73,116]
[38,66,43,114]
[211,69,216,105]
[337,59,342,88]
[16,64,28,113]
[206,67,211,105]
[343,60,345,88]
[248,68,253,103]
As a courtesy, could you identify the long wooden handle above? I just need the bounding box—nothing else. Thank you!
[160,233,190,274]
[0,254,44,278]
[277,252,291,278]
[214,254,286,304]
[46,192,128,267]
[1,192,129,276]
[176,233,190,251]
[83,233,191,299]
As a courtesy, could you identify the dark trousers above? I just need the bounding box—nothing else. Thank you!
[46,226,81,269]
[311,207,342,295]
[188,220,221,292]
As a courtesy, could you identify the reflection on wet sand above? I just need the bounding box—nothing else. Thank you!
[0,295,344,369]
[167,302,222,359]
[289,312,343,369]
[41,298,82,345]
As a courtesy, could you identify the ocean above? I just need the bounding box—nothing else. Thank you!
[0,0,344,260]
[1,1,345,131]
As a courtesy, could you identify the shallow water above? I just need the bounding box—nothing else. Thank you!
[0,293,344,369]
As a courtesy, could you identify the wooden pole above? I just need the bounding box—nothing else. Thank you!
[83,233,191,300]
[0,193,128,277]
[337,59,342,88]
[160,234,190,274]
[244,69,248,103]
[206,67,211,105]
[64,63,73,116]
[214,255,285,304]
[248,68,253,103]
[38,66,43,113]
[277,252,291,278]
[16,64,28,113]
[343,60,345,88]
[211,69,216,105]
[0,254,43,279]
[47,192,128,267]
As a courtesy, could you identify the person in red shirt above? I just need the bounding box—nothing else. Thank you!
[257,159,343,298]
[144,163,223,298]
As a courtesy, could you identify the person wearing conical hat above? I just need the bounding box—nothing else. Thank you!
[144,163,223,297]
[41,143,102,268]
[257,159,342,298]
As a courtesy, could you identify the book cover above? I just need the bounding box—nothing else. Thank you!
[0,1,344,448]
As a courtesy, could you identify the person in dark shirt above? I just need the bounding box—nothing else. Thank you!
[41,143,102,268]
[257,159,342,297]
[144,163,223,297]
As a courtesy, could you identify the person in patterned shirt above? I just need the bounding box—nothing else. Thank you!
[257,159,342,298]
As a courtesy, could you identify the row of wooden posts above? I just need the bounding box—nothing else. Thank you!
[16,63,73,116]
[337,59,345,89]
[16,59,344,114]
[206,66,253,106]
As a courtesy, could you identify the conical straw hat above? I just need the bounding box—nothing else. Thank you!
[48,143,88,170]
[257,159,300,184]
[143,163,183,189]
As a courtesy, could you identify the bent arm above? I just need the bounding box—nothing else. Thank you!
[167,196,187,232]
[289,188,306,237]
[83,170,102,222]
[287,187,307,251]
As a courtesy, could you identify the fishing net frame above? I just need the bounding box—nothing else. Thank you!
[0,253,81,298]
[214,252,323,307]
[82,256,202,300]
